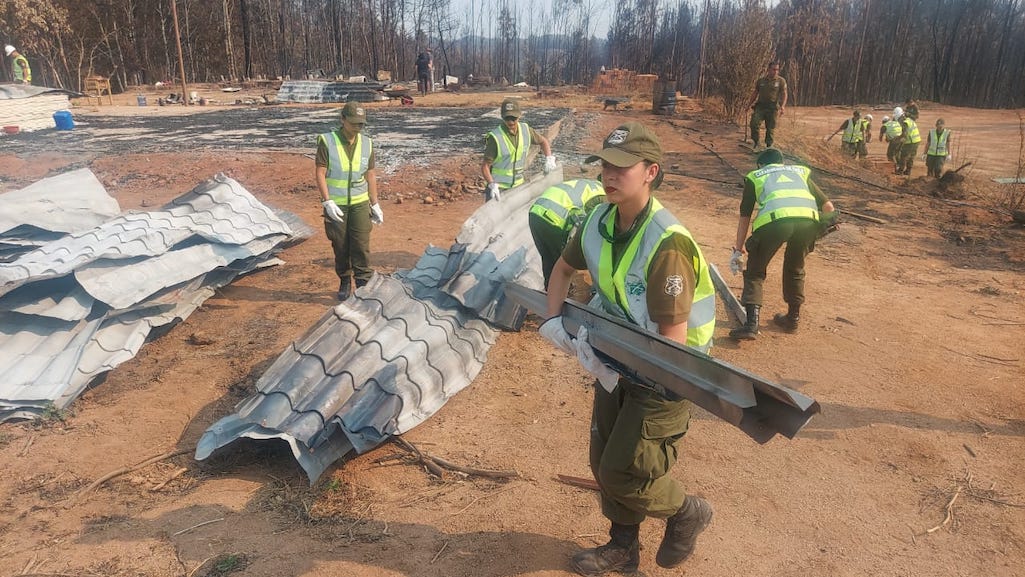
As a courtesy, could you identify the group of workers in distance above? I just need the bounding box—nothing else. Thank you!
[836,99,953,178]
[313,95,834,576]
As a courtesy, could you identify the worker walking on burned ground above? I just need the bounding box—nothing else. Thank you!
[880,112,904,166]
[481,98,555,201]
[747,61,788,150]
[315,102,385,300]
[729,148,836,339]
[5,45,31,85]
[539,122,715,576]
[895,107,922,176]
[925,118,952,178]
[528,178,605,288]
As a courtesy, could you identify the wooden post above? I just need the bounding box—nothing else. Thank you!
[170,0,189,106]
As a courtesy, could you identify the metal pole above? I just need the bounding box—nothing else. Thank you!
[170,0,189,106]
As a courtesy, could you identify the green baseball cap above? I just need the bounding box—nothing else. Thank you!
[341,101,367,125]
[586,122,663,167]
[500,99,522,119]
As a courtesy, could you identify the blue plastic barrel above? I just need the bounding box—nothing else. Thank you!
[53,110,75,130]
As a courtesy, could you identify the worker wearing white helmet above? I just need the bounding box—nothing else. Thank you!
[881,114,904,164]
[5,45,31,84]
[895,106,922,175]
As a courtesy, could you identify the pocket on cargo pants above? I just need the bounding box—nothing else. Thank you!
[628,391,690,480]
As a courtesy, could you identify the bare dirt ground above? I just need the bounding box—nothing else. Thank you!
[1,85,1024,577]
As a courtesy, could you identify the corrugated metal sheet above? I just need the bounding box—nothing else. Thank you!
[276,80,387,104]
[196,273,499,481]
[0,171,307,422]
[195,172,569,481]
[0,85,74,132]
[0,174,293,299]
[0,168,121,237]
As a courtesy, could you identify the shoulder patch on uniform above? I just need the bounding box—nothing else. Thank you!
[664,275,683,297]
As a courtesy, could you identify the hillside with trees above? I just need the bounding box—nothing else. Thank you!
[2,0,1024,108]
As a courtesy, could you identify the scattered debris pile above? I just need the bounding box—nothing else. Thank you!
[276,80,387,104]
[591,69,658,96]
[0,170,311,421]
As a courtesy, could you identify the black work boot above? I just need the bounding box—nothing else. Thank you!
[729,305,760,340]
[571,522,640,576]
[656,496,714,569]
[337,277,352,301]
[773,304,800,333]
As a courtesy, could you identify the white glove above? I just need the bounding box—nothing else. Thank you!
[921,153,927,161]
[486,182,501,202]
[946,152,953,160]
[539,316,574,355]
[370,203,384,225]
[543,155,557,174]
[322,200,344,224]
[729,249,744,275]
[575,326,620,392]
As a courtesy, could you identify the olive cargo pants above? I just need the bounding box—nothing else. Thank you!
[750,103,778,147]
[742,217,819,307]
[590,381,691,525]
[324,200,373,286]
[528,212,571,288]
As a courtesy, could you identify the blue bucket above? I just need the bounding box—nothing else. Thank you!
[53,110,75,131]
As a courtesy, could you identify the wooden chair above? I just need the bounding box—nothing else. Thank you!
[84,75,113,105]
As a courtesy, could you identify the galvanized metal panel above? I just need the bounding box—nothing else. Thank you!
[0,171,306,422]
[0,168,120,236]
[504,283,820,443]
[196,273,498,482]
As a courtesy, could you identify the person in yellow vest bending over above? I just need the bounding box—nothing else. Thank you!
[315,102,385,300]
[729,148,836,339]
[481,98,555,201]
[895,109,922,176]
[5,45,31,84]
[880,111,904,166]
[539,122,716,575]
[528,178,606,288]
[925,118,953,178]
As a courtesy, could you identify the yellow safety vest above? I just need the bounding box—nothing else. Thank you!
[884,120,902,141]
[488,122,529,189]
[319,131,372,205]
[902,119,921,144]
[841,118,864,143]
[12,55,31,83]
[747,164,819,231]
[529,179,605,232]
[580,198,716,352]
[927,128,950,156]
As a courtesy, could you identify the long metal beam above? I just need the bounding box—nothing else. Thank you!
[504,283,819,443]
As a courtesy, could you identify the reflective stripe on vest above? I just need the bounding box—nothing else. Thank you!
[488,122,529,189]
[842,118,864,143]
[884,120,902,140]
[748,164,819,231]
[580,199,715,352]
[902,119,921,144]
[319,131,371,205]
[928,128,950,156]
[529,179,605,231]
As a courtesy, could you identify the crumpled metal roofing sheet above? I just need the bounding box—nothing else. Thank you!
[0,168,120,236]
[196,273,498,481]
[0,171,306,421]
[0,174,293,299]
[196,136,570,482]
